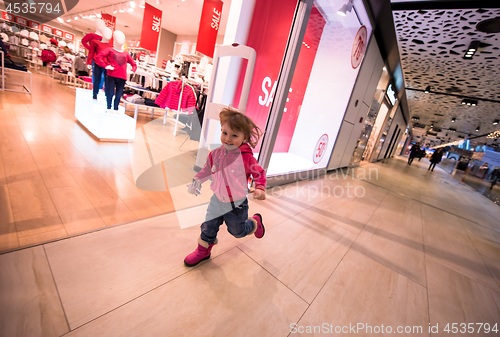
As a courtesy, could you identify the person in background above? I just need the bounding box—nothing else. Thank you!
[428,148,444,172]
[408,142,420,165]
[490,167,500,190]
[418,147,425,161]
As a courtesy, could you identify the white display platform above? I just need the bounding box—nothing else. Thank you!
[75,88,136,141]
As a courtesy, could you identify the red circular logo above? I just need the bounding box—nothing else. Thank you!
[313,134,329,164]
[351,25,367,69]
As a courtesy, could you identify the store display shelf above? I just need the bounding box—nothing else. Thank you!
[75,88,136,141]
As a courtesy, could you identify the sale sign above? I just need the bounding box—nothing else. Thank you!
[351,25,367,69]
[15,16,28,26]
[195,0,223,58]
[54,28,63,37]
[140,3,162,52]
[64,32,74,41]
[30,21,40,29]
[1,11,15,22]
[41,24,52,34]
[101,13,116,45]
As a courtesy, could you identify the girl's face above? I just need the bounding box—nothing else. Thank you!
[221,123,247,149]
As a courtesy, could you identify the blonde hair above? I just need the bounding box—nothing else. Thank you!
[219,108,263,148]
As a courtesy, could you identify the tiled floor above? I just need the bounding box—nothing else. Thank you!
[1,152,500,336]
[0,71,199,252]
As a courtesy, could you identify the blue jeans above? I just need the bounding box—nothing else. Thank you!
[200,194,255,244]
[92,61,106,99]
[105,76,126,110]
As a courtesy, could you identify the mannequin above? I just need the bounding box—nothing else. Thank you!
[95,31,137,112]
[82,19,105,51]
[89,27,112,100]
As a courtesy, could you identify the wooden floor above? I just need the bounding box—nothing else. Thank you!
[0,70,199,252]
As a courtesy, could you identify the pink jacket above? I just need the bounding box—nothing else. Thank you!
[94,48,137,80]
[82,33,102,50]
[88,40,111,65]
[155,80,196,112]
[195,143,266,203]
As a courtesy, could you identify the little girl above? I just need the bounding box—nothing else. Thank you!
[184,108,267,267]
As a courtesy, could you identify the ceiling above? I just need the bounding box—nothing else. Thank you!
[390,0,500,148]
[52,0,231,39]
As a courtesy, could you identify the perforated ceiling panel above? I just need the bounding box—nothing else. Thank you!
[392,7,500,146]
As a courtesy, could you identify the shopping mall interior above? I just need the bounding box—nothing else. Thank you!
[0,0,499,336]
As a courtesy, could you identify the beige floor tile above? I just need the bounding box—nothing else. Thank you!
[122,196,164,219]
[0,246,69,337]
[60,209,106,235]
[16,116,48,142]
[8,175,59,224]
[427,259,500,337]
[48,186,95,215]
[0,141,40,184]
[296,248,429,336]
[0,185,18,252]
[46,134,90,168]
[64,248,308,336]
[93,166,145,200]
[94,201,138,226]
[44,214,247,329]
[18,227,68,246]
[141,189,175,213]
[240,208,356,303]
[354,211,426,287]
[423,211,500,292]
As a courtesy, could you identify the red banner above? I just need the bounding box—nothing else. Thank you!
[54,29,63,38]
[30,21,40,29]
[2,11,15,22]
[140,3,162,52]
[101,13,116,45]
[41,24,52,34]
[195,0,223,58]
[15,16,28,26]
[162,60,168,68]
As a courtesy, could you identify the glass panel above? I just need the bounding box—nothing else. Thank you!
[350,68,390,164]
[364,102,389,162]
[266,0,373,176]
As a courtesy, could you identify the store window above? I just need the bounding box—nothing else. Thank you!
[263,0,372,176]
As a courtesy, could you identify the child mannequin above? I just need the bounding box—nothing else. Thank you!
[94,31,137,112]
[82,19,105,51]
[184,108,267,267]
[89,27,112,100]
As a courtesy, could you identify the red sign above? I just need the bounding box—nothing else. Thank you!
[79,41,85,53]
[64,32,74,41]
[54,29,63,37]
[41,24,52,34]
[150,51,156,58]
[140,3,162,52]
[15,16,28,26]
[195,0,223,58]
[313,134,329,164]
[2,11,15,22]
[138,52,146,61]
[30,21,40,29]
[351,25,367,69]
[162,60,168,68]
[101,13,116,45]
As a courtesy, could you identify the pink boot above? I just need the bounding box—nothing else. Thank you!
[251,213,265,239]
[184,237,217,267]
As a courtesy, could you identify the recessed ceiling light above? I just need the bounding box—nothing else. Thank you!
[451,118,456,122]
[425,85,430,93]
[128,7,134,12]
[493,120,499,125]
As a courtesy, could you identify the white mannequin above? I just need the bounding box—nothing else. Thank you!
[95,19,106,36]
[101,27,112,43]
[105,31,125,71]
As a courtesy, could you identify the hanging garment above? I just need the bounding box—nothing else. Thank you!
[29,32,38,40]
[155,80,197,112]
[82,33,102,50]
[50,38,58,46]
[94,48,137,80]
[74,56,88,73]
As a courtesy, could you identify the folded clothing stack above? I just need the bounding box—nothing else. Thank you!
[124,94,145,104]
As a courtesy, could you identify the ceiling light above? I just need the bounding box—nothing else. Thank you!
[128,7,134,12]
[451,118,456,123]
[461,98,478,106]
[129,1,136,8]
[119,4,125,12]
[74,16,78,20]
[156,0,163,5]
[493,120,499,125]
[382,66,387,71]
[425,85,430,93]
[66,18,71,22]
[140,0,145,8]
[337,0,354,16]
[463,40,480,59]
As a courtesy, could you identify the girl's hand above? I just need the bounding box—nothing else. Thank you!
[253,189,266,200]
[105,65,114,70]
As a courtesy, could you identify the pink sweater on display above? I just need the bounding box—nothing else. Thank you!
[88,40,111,65]
[155,80,196,112]
[94,48,137,80]
[82,33,102,50]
